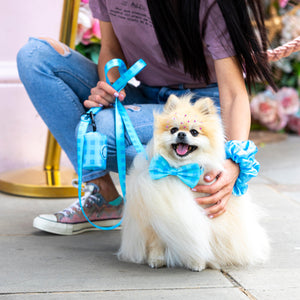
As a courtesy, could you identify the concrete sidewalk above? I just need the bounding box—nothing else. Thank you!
[0,135,300,299]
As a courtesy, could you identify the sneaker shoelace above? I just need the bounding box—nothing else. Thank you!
[58,179,99,217]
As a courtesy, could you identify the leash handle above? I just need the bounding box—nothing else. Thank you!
[77,59,147,230]
[105,59,147,158]
[106,59,148,204]
[104,58,147,92]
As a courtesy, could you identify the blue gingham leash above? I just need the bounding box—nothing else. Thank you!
[105,59,148,203]
[77,58,147,230]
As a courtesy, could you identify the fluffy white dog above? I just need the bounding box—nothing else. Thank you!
[118,94,269,271]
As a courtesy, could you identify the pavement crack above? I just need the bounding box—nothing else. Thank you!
[0,286,243,296]
[220,269,257,300]
[0,234,33,237]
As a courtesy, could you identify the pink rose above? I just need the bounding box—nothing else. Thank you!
[92,19,101,39]
[81,19,101,45]
[288,114,300,135]
[279,0,289,8]
[277,87,299,115]
[251,91,288,131]
[76,1,101,45]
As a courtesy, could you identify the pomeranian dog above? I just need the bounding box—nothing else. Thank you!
[118,94,269,271]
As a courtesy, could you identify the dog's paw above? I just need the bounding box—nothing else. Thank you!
[147,243,166,268]
[186,260,206,272]
[148,258,166,269]
[148,256,166,269]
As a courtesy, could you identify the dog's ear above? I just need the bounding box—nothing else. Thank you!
[194,97,217,115]
[164,94,180,113]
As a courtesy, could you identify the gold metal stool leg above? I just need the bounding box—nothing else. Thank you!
[0,0,81,198]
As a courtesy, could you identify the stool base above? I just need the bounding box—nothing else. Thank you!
[0,167,78,198]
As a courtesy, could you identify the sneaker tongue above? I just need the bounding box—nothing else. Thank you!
[87,183,100,195]
[176,143,189,155]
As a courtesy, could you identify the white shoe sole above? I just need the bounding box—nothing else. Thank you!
[33,216,121,235]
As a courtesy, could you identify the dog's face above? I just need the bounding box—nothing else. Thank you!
[153,94,224,166]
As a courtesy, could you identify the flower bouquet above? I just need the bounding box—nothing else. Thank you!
[251,87,300,133]
[75,0,101,63]
[251,0,300,135]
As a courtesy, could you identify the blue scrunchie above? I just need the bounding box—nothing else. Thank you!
[225,140,260,196]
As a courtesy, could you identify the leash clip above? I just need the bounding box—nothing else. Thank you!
[89,111,96,132]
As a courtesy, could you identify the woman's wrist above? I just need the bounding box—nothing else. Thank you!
[225,140,260,196]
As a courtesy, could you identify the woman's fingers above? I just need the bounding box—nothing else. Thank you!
[207,204,227,219]
[195,188,230,218]
[203,169,220,183]
[96,81,126,101]
[83,99,104,109]
[193,173,227,196]
[193,159,240,219]
[89,93,112,106]
[83,81,126,108]
[204,195,230,218]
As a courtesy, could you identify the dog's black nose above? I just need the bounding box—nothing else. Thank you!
[177,132,186,140]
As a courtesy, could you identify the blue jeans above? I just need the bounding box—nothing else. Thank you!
[17,37,220,182]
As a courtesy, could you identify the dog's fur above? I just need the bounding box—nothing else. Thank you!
[118,95,270,271]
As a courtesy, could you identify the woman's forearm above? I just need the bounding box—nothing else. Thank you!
[214,57,251,141]
[220,93,251,141]
[98,45,126,82]
[97,21,126,82]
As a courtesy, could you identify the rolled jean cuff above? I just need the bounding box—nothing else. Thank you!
[82,169,108,183]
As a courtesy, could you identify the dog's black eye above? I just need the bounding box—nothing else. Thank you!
[190,129,199,136]
[170,127,179,134]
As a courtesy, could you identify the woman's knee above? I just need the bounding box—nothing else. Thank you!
[17,38,48,78]
[38,37,70,56]
[17,37,70,78]
[95,109,116,137]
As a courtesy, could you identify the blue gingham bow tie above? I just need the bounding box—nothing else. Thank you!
[149,155,203,188]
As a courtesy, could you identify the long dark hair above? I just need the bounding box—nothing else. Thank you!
[147,0,277,91]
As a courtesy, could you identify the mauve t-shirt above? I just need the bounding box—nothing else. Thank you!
[89,0,235,87]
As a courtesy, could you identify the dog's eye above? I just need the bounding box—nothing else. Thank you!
[170,127,179,134]
[190,129,199,136]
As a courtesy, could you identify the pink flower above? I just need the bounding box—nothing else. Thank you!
[251,87,300,131]
[279,0,289,8]
[287,114,300,135]
[81,19,101,45]
[277,87,299,115]
[76,2,101,45]
[251,91,288,131]
[92,19,101,39]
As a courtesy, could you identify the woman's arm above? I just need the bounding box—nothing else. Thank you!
[97,21,126,81]
[193,56,251,218]
[216,56,251,140]
[84,21,126,108]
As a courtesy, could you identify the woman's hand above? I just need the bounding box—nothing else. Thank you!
[193,159,240,219]
[84,81,126,108]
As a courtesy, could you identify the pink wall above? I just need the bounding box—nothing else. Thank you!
[0,0,63,61]
[0,0,73,173]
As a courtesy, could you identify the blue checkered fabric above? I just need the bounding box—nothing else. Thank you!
[82,132,107,171]
[149,155,203,188]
